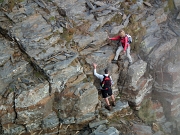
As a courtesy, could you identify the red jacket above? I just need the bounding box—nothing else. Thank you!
[109,35,129,51]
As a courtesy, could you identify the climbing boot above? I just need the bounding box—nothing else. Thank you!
[111,60,118,64]
[105,105,112,111]
[128,62,132,66]
[111,101,116,107]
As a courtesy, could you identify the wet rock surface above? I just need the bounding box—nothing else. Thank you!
[0,0,180,135]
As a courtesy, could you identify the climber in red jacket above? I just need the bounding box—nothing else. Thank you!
[108,30,132,65]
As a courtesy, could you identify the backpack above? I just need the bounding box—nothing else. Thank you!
[126,34,132,44]
[101,75,111,90]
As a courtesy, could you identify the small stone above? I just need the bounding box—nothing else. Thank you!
[143,1,153,7]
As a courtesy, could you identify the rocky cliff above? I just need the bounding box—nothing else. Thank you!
[0,0,180,135]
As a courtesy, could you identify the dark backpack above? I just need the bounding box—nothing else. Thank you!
[101,75,111,90]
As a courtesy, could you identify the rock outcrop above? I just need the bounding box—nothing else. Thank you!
[0,0,180,134]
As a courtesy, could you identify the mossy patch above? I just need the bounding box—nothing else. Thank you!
[60,28,75,42]
[138,98,156,124]
[124,14,146,53]
[164,0,175,12]
[33,70,47,80]
[75,21,91,36]
[106,14,123,25]
[4,0,24,11]
[49,16,55,21]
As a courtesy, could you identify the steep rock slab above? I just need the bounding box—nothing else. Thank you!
[148,38,177,69]
[41,111,59,134]
[12,81,56,133]
[15,88,53,124]
[154,8,167,24]
[9,13,79,96]
[140,7,168,58]
[0,37,29,95]
[0,93,15,125]
[122,60,153,108]
[88,14,115,32]
[10,14,78,74]
[73,31,108,55]
[49,61,85,93]
[55,0,86,24]
[23,111,59,135]
[140,15,160,57]
[152,38,180,119]
[15,81,49,108]
[153,62,180,118]
[53,82,98,124]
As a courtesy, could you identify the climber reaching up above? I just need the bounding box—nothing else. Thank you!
[93,63,115,111]
[108,29,133,65]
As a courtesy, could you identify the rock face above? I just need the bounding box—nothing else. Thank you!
[121,60,153,108]
[0,0,180,135]
[153,43,180,119]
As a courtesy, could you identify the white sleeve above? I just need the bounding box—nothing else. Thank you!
[110,76,114,85]
[94,69,104,81]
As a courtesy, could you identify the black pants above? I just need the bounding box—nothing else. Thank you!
[101,88,112,98]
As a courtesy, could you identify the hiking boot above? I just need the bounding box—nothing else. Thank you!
[105,105,112,111]
[111,101,116,107]
[128,62,132,66]
[111,60,118,64]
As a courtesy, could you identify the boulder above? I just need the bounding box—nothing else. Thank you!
[53,82,98,124]
[121,60,153,107]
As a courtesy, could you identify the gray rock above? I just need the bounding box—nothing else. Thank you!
[140,34,160,56]
[105,127,120,135]
[1,111,16,125]
[0,38,30,95]
[100,100,129,118]
[42,111,59,128]
[110,25,124,35]
[174,0,180,9]
[146,21,160,36]
[3,124,26,134]
[132,124,152,135]
[149,38,177,65]
[91,125,119,135]
[88,14,115,32]
[121,60,153,107]
[0,54,10,66]
[62,117,75,124]
[25,122,41,133]
[128,60,147,87]
[76,112,96,124]
[73,31,108,55]
[50,61,84,93]
[89,119,108,128]
[15,96,54,125]
[15,81,49,108]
